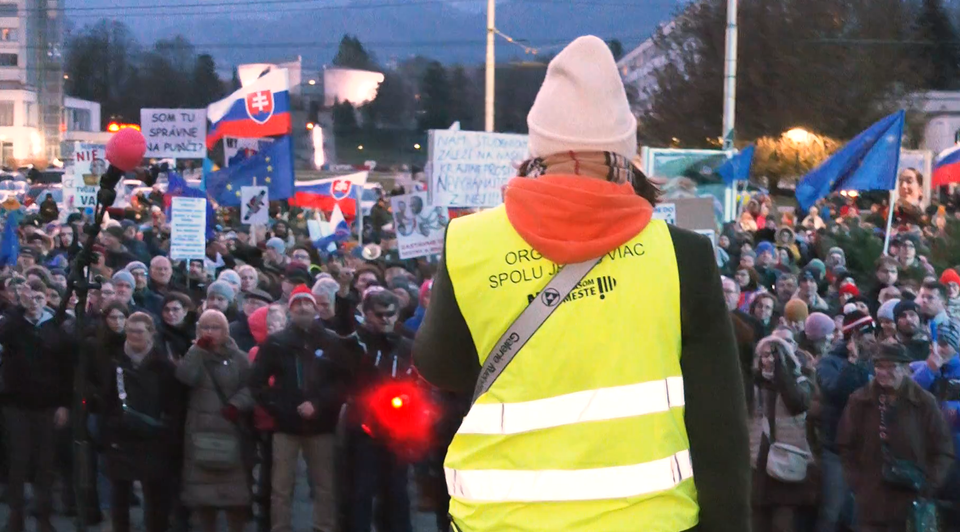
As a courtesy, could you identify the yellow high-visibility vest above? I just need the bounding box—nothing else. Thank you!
[443,206,699,532]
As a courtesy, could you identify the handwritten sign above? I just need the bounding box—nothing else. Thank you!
[170,196,207,260]
[390,192,448,259]
[141,109,207,159]
[428,130,527,207]
[653,203,677,225]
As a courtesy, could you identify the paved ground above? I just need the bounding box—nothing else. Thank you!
[0,460,441,532]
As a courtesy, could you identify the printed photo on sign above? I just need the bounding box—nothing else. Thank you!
[390,192,448,260]
[897,150,932,209]
[141,109,207,159]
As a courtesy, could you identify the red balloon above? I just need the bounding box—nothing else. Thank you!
[106,128,147,172]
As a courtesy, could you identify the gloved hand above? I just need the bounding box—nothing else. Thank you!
[221,404,240,422]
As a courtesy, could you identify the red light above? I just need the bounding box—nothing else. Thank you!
[107,122,119,132]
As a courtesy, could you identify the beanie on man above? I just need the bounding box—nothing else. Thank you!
[755,241,775,258]
[893,300,919,323]
[941,268,960,288]
[784,299,809,323]
[937,320,960,353]
[804,312,836,342]
[125,261,147,274]
[828,247,846,265]
[207,281,236,303]
[266,237,285,254]
[288,284,316,308]
[877,299,901,322]
[526,36,637,160]
[807,259,827,280]
[842,310,875,339]
[111,270,135,288]
[839,283,860,298]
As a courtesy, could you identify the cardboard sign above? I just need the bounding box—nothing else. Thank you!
[427,130,527,207]
[653,203,677,225]
[170,197,207,260]
[390,192,448,259]
[241,186,269,225]
[141,109,207,159]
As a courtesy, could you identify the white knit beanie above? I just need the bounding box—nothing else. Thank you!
[526,35,638,161]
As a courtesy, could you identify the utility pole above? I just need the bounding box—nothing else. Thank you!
[485,0,495,132]
[722,0,739,221]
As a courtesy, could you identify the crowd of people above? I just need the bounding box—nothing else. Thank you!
[0,190,462,532]
[721,178,960,531]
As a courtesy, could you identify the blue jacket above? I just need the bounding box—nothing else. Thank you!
[404,306,426,334]
[911,356,960,453]
[816,344,873,452]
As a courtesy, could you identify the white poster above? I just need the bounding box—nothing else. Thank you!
[653,203,677,225]
[427,130,528,207]
[390,192,448,259]
[63,142,106,216]
[170,197,207,260]
[141,108,207,159]
[241,186,269,225]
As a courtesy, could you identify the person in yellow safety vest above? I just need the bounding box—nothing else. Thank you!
[412,35,751,532]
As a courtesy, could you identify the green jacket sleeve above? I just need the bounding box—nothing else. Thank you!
[669,226,751,532]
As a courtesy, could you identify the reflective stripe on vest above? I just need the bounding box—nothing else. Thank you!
[445,450,693,502]
[443,206,699,532]
[457,376,685,435]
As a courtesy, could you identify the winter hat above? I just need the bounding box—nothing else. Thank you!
[784,299,809,323]
[804,312,836,342]
[125,261,147,274]
[755,241,775,258]
[419,279,433,307]
[104,226,125,239]
[741,250,757,261]
[283,263,313,285]
[242,288,273,305]
[875,342,912,364]
[266,237,285,254]
[828,247,846,264]
[807,259,827,279]
[111,270,135,288]
[800,266,821,283]
[288,284,316,308]
[893,300,919,323]
[526,36,637,160]
[877,299,901,322]
[842,310,875,339]
[941,268,960,287]
[839,284,860,298]
[937,320,960,352]
[217,269,241,287]
[207,281,236,303]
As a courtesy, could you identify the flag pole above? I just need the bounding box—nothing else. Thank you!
[883,188,897,255]
[250,176,258,247]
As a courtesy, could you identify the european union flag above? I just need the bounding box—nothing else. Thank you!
[795,110,904,211]
[205,135,295,207]
[717,145,755,184]
[0,211,19,268]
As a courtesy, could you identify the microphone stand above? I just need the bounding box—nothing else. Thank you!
[58,181,119,532]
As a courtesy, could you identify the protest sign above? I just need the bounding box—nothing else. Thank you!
[241,186,269,225]
[170,197,207,260]
[63,142,106,216]
[390,192,448,259]
[427,130,527,207]
[653,203,677,225]
[224,137,273,167]
[141,109,207,159]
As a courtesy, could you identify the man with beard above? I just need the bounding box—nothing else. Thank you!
[774,273,798,313]
[894,300,931,361]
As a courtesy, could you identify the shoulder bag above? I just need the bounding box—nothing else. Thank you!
[190,359,243,471]
[761,391,811,483]
[115,365,166,438]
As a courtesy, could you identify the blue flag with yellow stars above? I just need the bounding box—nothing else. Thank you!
[795,110,904,211]
[205,135,295,207]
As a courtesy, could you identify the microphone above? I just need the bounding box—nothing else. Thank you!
[99,128,147,206]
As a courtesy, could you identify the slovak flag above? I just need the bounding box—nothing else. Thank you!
[933,145,960,187]
[206,68,292,149]
[289,171,368,219]
[313,203,352,251]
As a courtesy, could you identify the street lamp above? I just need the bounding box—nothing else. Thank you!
[784,127,812,144]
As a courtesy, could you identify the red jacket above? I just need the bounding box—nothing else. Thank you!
[247,306,276,432]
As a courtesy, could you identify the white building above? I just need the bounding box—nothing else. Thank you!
[617,21,677,114]
[909,91,960,157]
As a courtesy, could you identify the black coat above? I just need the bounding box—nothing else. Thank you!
[0,308,73,409]
[157,314,197,361]
[249,322,354,435]
[229,314,257,353]
[96,345,180,481]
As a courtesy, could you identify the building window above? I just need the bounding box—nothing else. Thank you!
[24,102,35,127]
[0,28,16,42]
[0,101,14,127]
[0,4,16,17]
[68,108,90,132]
[0,54,16,67]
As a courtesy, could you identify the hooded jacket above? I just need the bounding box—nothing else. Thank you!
[413,174,750,532]
[0,307,73,409]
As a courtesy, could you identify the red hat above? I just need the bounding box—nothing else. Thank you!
[941,268,960,287]
[839,283,860,297]
[288,285,316,308]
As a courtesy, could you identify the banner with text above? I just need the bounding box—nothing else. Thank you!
[63,142,107,216]
[390,192,448,259]
[427,130,527,207]
[170,196,208,260]
[141,109,207,159]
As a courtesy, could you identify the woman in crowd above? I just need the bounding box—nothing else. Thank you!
[177,310,254,532]
[750,293,779,339]
[736,266,764,314]
[749,336,816,532]
[158,292,198,362]
[96,312,180,532]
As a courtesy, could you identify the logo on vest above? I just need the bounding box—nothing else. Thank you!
[527,275,618,304]
[541,288,561,307]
